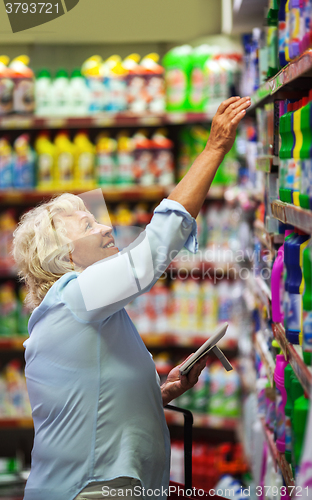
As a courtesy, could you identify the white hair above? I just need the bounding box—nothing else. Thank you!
[13,193,89,310]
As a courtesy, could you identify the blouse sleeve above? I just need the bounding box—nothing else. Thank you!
[60,198,198,323]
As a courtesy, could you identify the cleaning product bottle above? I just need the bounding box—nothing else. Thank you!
[9,55,35,114]
[104,57,128,112]
[52,69,70,116]
[274,354,289,453]
[285,0,292,62]
[0,137,13,190]
[116,131,134,185]
[13,134,35,189]
[0,211,16,272]
[290,376,304,469]
[0,282,18,336]
[123,54,146,113]
[162,45,192,112]
[283,227,296,334]
[272,244,285,323]
[0,56,14,116]
[54,131,75,190]
[35,68,53,117]
[279,101,295,203]
[35,132,55,191]
[188,45,212,112]
[81,55,105,114]
[267,3,280,78]
[302,242,312,353]
[279,0,288,66]
[132,130,154,186]
[279,100,289,201]
[285,229,310,344]
[17,285,30,336]
[299,92,312,209]
[73,131,95,189]
[293,392,310,472]
[284,364,295,463]
[299,233,311,347]
[302,0,311,50]
[140,53,165,113]
[95,133,117,187]
[290,0,302,58]
[292,98,303,206]
[68,68,89,117]
[151,129,175,186]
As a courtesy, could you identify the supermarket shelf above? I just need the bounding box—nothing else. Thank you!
[271,200,312,234]
[0,186,171,204]
[255,331,275,386]
[140,333,238,351]
[260,417,295,494]
[0,337,27,350]
[249,50,312,111]
[255,155,279,173]
[165,410,238,431]
[272,323,312,396]
[0,418,33,429]
[254,220,284,251]
[0,111,214,131]
[248,275,272,315]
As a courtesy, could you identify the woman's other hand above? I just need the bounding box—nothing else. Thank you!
[205,96,251,157]
[161,353,209,406]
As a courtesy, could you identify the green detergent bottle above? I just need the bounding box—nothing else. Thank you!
[290,376,304,470]
[299,90,312,209]
[292,99,303,206]
[284,365,295,463]
[188,45,212,112]
[302,242,312,362]
[163,45,192,112]
[293,393,309,473]
[280,101,295,202]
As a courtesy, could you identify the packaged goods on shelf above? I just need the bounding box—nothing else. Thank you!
[0,134,35,190]
[0,282,30,337]
[0,210,16,273]
[163,45,242,114]
[0,360,31,418]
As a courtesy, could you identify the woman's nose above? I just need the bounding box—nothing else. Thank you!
[99,224,112,237]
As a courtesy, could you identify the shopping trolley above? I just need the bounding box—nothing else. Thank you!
[166,404,228,500]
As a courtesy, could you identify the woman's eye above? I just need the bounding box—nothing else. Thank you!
[85,222,92,231]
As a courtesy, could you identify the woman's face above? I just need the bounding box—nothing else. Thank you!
[62,210,119,269]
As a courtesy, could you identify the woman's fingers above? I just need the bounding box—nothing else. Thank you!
[216,96,240,115]
[231,108,248,126]
[228,99,251,119]
[224,96,251,115]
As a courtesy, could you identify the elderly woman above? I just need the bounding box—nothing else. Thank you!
[13,97,250,500]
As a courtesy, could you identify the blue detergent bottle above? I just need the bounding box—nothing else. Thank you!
[285,229,310,344]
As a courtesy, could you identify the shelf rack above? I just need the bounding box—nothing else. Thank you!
[255,155,279,173]
[249,49,312,111]
[254,220,284,252]
[0,111,213,131]
[260,417,295,495]
[271,200,312,234]
[272,323,312,396]
[164,410,238,431]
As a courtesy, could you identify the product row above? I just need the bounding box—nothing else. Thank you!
[0,129,175,190]
[0,359,31,418]
[241,0,312,96]
[0,47,242,116]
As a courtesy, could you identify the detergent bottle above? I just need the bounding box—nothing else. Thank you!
[285,229,310,344]
[12,134,35,189]
[162,45,192,112]
[302,241,312,354]
[0,56,14,115]
[279,101,295,203]
[0,137,13,189]
[267,3,280,78]
[285,0,292,62]
[54,131,75,190]
[299,92,312,209]
[274,354,289,453]
[0,282,18,336]
[279,0,288,66]
[290,376,304,470]
[132,130,154,186]
[289,0,302,58]
[283,227,296,334]
[302,0,311,50]
[293,392,310,473]
[271,244,285,323]
[284,364,295,463]
[123,54,146,113]
[35,68,53,117]
[52,69,70,116]
[188,45,212,112]
[81,55,105,114]
[9,55,35,114]
[151,129,175,186]
[35,132,55,191]
[140,53,165,113]
[116,131,134,186]
[104,57,128,112]
[73,131,96,189]
[17,285,30,336]
[292,99,303,206]
[68,68,89,117]
[95,133,117,187]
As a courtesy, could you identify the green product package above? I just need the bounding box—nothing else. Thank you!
[163,45,192,112]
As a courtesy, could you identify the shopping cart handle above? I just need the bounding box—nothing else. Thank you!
[165,404,193,492]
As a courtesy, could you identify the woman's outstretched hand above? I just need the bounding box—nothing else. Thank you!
[161,352,210,406]
[205,96,251,157]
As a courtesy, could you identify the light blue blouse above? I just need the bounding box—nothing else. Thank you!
[23,199,198,500]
